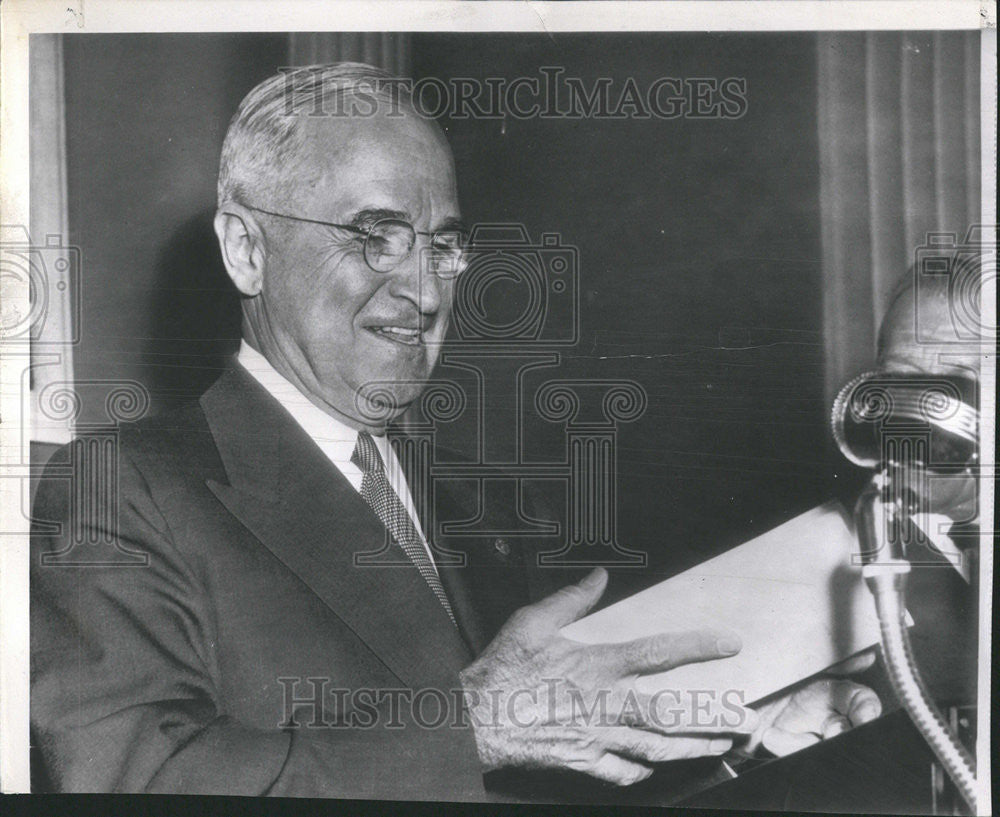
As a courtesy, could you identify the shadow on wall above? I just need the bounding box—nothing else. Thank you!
[143,208,242,414]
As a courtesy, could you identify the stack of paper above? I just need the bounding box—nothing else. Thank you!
[561,500,884,704]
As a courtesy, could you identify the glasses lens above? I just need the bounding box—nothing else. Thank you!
[428,231,469,279]
[364,220,415,272]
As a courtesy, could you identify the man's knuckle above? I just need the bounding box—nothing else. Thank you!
[570,730,601,754]
[568,747,606,773]
[507,606,533,629]
[676,739,702,759]
[846,684,871,710]
[642,638,664,665]
[622,765,651,786]
[629,638,663,670]
[656,640,677,667]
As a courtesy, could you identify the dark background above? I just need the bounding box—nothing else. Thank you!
[59,32,841,593]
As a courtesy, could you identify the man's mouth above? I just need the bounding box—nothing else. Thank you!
[366,326,424,346]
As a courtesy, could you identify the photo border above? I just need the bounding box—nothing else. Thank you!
[1,1,994,804]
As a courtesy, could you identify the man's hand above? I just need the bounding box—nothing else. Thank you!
[459,568,759,786]
[742,675,882,757]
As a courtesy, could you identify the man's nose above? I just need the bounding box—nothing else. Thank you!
[386,247,444,315]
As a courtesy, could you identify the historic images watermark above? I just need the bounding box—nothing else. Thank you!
[279,67,748,121]
[277,676,752,732]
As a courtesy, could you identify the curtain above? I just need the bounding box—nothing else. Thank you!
[287,33,410,75]
[817,32,981,406]
[29,34,75,445]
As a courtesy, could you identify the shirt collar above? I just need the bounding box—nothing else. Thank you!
[236,340,390,472]
[234,341,431,549]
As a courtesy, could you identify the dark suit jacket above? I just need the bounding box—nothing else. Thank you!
[30,365,565,799]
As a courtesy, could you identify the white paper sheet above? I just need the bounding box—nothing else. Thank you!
[561,500,884,704]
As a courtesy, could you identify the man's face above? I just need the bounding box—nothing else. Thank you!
[877,281,981,520]
[256,110,461,425]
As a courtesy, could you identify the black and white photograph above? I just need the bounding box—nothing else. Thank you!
[0,2,994,814]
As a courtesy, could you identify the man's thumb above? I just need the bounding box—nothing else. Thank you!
[536,567,608,628]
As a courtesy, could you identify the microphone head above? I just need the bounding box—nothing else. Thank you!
[831,371,979,470]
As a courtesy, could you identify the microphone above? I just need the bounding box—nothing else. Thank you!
[830,373,979,810]
[830,254,984,811]
[831,370,979,473]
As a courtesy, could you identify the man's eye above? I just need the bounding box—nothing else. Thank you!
[366,234,394,257]
[431,249,462,268]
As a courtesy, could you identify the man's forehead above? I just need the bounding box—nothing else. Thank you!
[878,288,981,377]
[299,109,450,167]
[290,113,457,212]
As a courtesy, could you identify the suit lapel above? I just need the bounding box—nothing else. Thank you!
[200,366,472,690]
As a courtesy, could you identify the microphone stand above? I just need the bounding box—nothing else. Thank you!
[854,473,977,812]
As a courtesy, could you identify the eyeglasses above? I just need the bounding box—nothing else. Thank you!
[242,204,469,279]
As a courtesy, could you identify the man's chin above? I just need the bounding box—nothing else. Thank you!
[352,374,431,425]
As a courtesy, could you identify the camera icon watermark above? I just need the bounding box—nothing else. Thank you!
[422,223,579,348]
[913,225,996,345]
[0,225,81,345]
[351,223,644,568]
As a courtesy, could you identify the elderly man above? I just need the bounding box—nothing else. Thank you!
[31,63,879,800]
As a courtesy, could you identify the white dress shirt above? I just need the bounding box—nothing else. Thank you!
[236,341,436,568]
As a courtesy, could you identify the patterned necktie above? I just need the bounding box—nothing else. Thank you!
[351,431,457,626]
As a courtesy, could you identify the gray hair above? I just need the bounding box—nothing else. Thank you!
[217,62,411,209]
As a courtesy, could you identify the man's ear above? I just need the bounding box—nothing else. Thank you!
[214,203,266,297]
